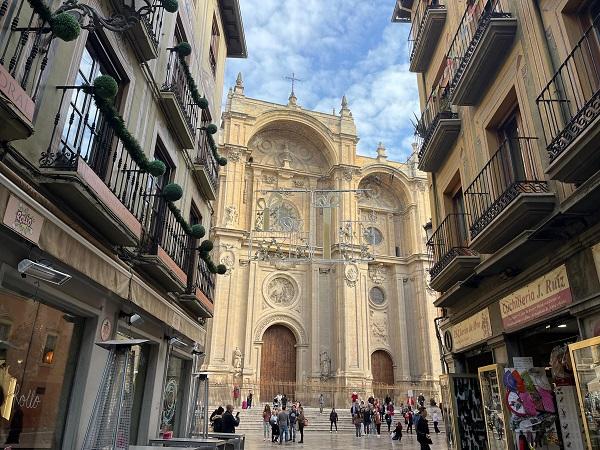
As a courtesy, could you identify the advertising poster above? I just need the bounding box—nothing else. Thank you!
[452,376,487,449]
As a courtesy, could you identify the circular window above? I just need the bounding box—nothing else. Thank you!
[369,287,385,305]
[364,227,383,245]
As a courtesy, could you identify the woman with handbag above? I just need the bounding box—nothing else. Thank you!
[297,406,306,444]
[416,407,433,450]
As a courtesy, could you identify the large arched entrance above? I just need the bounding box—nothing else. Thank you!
[371,350,394,399]
[260,325,297,402]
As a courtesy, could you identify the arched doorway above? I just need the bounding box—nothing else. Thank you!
[260,325,297,402]
[371,350,394,399]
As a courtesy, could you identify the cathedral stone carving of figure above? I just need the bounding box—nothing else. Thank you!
[320,351,331,378]
[267,277,295,305]
[232,347,243,371]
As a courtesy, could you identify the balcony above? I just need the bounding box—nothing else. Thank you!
[178,258,215,319]
[192,112,219,200]
[108,0,164,62]
[447,0,517,106]
[137,195,190,292]
[409,0,447,73]
[417,85,460,172]
[465,138,555,253]
[536,16,600,184]
[0,2,50,141]
[159,51,199,148]
[427,214,480,292]
[39,89,152,246]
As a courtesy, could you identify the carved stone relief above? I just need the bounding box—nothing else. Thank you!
[370,310,389,344]
[223,205,239,227]
[344,264,359,288]
[368,264,387,285]
[264,276,297,307]
[220,251,235,275]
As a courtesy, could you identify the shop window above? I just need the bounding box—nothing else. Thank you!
[42,334,57,364]
[0,290,81,448]
[209,15,220,77]
[160,355,189,437]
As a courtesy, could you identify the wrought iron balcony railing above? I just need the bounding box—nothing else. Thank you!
[189,257,215,303]
[465,137,549,240]
[162,49,199,136]
[40,88,155,225]
[416,84,454,159]
[446,0,511,99]
[140,0,165,49]
[536,15,600,164]
[144,194,191,272]
[408,0,446,63]
[427,213,476,280]
[196,114,219,193]
[0,0,52,101]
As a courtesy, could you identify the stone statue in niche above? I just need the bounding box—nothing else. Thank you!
[320,351,331,379]
[232,347,243,374]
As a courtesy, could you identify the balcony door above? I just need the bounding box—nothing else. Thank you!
[147,142,175,251]
[498,110,527,182]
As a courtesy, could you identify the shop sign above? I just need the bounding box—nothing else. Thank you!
[0,64,35,122]
[499,265,572,329]
[2,195,44,244]
[451,308,492,351]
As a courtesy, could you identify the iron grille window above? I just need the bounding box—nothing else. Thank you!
[209,15,220,77]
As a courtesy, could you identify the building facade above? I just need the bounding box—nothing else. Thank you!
[203,80,442,407]
[0,0,244,446]
[396,0,600,448]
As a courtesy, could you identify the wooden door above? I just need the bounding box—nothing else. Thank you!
[371,350,394,399]
[260,325,296,402]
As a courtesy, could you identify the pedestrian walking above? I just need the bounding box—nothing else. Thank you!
[374,406,382,437]
[363,404,372,435]
[247,392,253,409]
[319,393,325,414]
[405,408,413,433]
[416,407,433,450]
[277,406,290,444]
[353,407,362,437]
[385,410,393,432]
[432,410,440,433]
[329,408,338,432]
[222,405,240,433]
[262,404,271,441]
[297,406,306,443]
[281,393,288,409]
[270,412,280,443]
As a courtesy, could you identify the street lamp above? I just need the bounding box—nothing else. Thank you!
[423,220,433,242]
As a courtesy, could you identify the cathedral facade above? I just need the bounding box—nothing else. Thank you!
[204,75,441,406]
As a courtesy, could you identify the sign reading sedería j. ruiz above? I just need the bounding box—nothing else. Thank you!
[500,265,572,330]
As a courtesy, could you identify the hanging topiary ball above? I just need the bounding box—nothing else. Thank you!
[216,264,228,275]
[199,240,214,252]
[162,183,183,202]
[175,42,192,57]
[199,251,210,261]
[206,124,218,135]
[93,75,118,101]
[148,160,166,177]
[198,97,209,109]
[50,12,81,42]
[217,156,228,166]
[160,0,178,13]
[190,224,206,239]
[207,261,217,273]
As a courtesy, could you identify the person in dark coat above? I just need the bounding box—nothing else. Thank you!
[416,407,432,450]
[329,408,338,432]
[392,421,403,441]
[210,406,224,432]
[222,404,240,433]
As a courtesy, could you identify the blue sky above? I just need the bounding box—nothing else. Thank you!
[223,0,420,162]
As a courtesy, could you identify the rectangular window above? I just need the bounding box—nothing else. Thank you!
[209,15,220,77]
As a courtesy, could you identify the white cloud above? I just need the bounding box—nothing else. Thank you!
[223,0,420,162]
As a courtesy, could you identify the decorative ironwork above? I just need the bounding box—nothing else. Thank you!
[427,213,477,279]
[446,0,512,100]
[196,110,219,192]
[189,257,215,302]
[536,15,600,162]
[162,49,199,137]
[408,0,446,63]
[416,84,456,159]
[464,137,548,240]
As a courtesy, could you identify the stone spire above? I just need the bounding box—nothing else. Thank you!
[234,72,244,94]
[376,142,387,162]
[340,95,352,117]
[288,89,298,107]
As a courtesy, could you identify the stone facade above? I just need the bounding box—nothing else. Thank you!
[204,80,441,405]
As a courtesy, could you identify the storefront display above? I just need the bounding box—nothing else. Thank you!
[161,355,189,437]
[0,290,81,447]
[502,367,560,449]
[439,375,456,448]
[440,374,487,450]
[570,336,600,450]
[478,364,512,450]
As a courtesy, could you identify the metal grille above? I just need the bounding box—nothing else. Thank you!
[82,345,136,450]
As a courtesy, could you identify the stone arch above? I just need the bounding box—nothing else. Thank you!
[253,313,308,346]
[358,166,413,209]
[247,112,338,169]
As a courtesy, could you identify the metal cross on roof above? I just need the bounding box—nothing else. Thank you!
[284,72,303,95]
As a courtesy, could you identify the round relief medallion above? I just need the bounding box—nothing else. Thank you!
[369,286,386,306]
[364,227,384,245]
[265,276,297,306]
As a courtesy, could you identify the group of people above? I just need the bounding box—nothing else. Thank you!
[209,404,241,433]
[263,402,307,444]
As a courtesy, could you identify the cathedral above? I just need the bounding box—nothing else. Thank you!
[204,74,441,406]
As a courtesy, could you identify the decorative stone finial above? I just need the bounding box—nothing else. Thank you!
[340,95,352,117]
[376,142,387,161]
[234,72,244,94]
[288,90,298,107]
